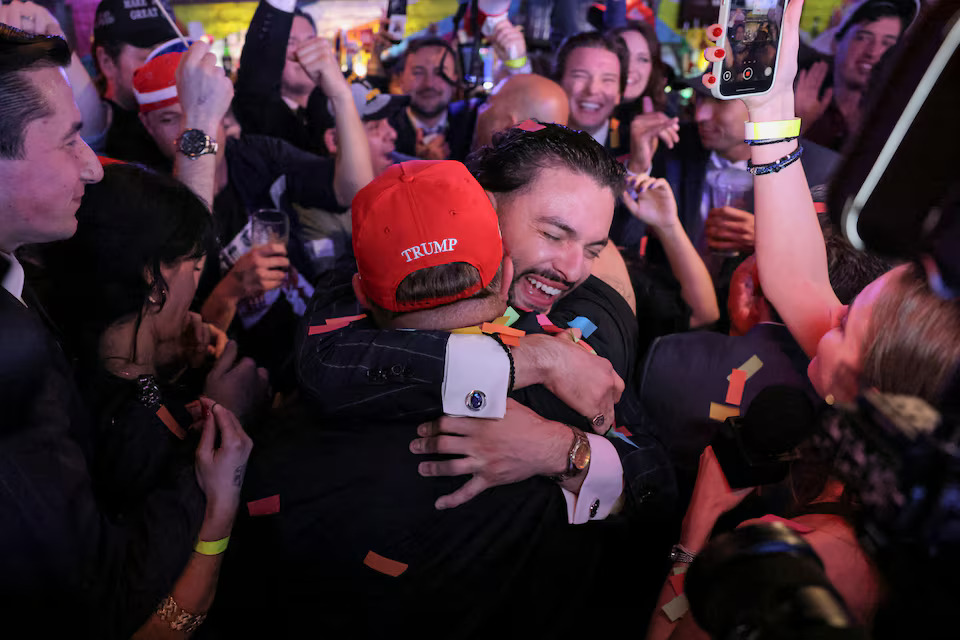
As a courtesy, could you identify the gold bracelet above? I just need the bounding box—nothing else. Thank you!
[156,595,207,634]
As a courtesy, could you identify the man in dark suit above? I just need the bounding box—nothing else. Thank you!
[234,0,333,156]
[219,159,674,637]
[387,36,479,162]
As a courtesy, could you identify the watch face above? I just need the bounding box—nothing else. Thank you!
[179,129,209,156]
[572,436,591,471]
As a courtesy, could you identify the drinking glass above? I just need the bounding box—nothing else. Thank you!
[250,209,289,247]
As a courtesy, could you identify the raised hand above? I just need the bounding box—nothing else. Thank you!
[296,37,351,100]
[176,40,234,131]
[415,129,450,160]
[705,205,755,253]
[0,0,64,36]
[621,174,680,230]
[226,243,289,299]
[489,19,527,64]
[193,398,253,529]
[680,445,754,551]
[627,96,679,175]
[410,398,572,509]
[203,340,269,420]
[794,60,833,131]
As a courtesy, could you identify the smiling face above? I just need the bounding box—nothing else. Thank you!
[619,29,652,103]
[560,46,622,135]
[695,94,749,158]
[834,16,902,91]
[401,45,458,120]
[0,67,104,252]
[495,165,614,312]
[808,267,900,402]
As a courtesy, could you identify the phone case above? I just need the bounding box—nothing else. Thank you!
[710,0,787,100]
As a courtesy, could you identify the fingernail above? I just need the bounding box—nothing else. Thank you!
[418,462,432,476]
[417,424,429,437]
[409,439,421,453]
[435,499,448,510]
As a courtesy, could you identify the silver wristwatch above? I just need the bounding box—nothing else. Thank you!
[176,128,218,159]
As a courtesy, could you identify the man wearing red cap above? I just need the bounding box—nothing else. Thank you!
[222,159,673,636]
[132,43,373,384]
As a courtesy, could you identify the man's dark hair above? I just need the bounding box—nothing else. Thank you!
[0,26,71,159]
[399,36,460,81]
[466,122,626,199]
[293,8,317,32]
[554,31,629,96]
[835,0,912,40]
[810,185,895,304]
[366,263,503,324]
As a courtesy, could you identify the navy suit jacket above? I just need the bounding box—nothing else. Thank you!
[388,99,480,162]
[637,323,817,503]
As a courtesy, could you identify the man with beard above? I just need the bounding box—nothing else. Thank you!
[388,37,479,161]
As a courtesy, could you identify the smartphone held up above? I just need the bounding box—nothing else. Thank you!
[706,0,787,99]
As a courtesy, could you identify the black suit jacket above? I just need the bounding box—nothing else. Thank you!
[233,0,332,156]
[0,279,204,638]
[388,99,480,162]
[637,323,817,503]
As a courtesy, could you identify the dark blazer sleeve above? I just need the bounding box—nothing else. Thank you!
[296,272,449,422]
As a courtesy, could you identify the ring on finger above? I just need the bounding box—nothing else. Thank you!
[592,413,605,428]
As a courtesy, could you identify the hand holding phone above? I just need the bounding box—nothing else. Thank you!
[706,0,789,99]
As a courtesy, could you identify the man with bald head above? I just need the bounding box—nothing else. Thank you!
[471,74,570,150]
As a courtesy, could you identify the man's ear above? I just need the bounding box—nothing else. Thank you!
[499,255,514,302]
[324,127,338,155]
[352,272,370,309]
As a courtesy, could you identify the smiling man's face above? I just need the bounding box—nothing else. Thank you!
[834,16,901,91]
[495,165,614,312]
[560,45,622,136]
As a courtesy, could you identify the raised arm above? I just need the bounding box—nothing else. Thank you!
[736,0,841,356]
[294,38,373,206]
[234,0,293,101]
[622,175,720,327]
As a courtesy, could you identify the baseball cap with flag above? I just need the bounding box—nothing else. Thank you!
[132,51,182,113]
[352,160,503,313]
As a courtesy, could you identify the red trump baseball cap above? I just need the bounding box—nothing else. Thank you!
[352,160,503,312]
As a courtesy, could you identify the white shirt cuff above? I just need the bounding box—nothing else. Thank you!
[265,0,297,13]
[561,434,624,524]
[442,334,509,418]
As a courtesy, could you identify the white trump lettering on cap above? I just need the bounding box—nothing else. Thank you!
[401,238,458,262]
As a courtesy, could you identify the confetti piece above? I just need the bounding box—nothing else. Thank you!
[247,494,281,516]
[480,323,525,338]
[727,355,763,381]
[328,314,367,324]
[639,235,649,257]
[363,551,408,577]
[541,324,563,335]
[669,572,686,596]
[502,306,520,326]
[568,316,598,338]
[662,594,689,622]
[673,565,688,576]
[577,340,597,355]
[499,333,520,347]
[308,322,348,335]
[709,402,740,422]
[725,368,748,406]
[156,405,185,440]
[536,313,551,326]
[450,326,484,334]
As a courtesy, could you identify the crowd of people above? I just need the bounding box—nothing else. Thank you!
[1,0,957,637]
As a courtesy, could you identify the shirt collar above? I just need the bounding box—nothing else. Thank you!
[708,150,749,172]
[0,251,25,304]
[407,107,448,135]
[282,95,301,112]
[589,120,611,147]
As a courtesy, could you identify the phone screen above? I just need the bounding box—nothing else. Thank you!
[719,0,786,96]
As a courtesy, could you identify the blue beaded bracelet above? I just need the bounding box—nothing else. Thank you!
[747,144,804,176]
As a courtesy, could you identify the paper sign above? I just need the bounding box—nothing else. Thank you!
[363,550,408,577]
[727,355,763,381]
[725,368,748,406]
[709,402,740,422]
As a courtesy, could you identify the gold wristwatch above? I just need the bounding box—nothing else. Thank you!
[549,426,591,482]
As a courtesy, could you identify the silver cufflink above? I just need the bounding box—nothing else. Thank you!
[465,390,486,411]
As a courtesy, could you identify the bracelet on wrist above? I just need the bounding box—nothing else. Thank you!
[504,55,528,70]
[669,543,697,564]
[747,144,803,176]
[745,135,798,146]
[490,333,515,393]
[744,118,801,141]
[156,595,207,633]
[194,536,230,555]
